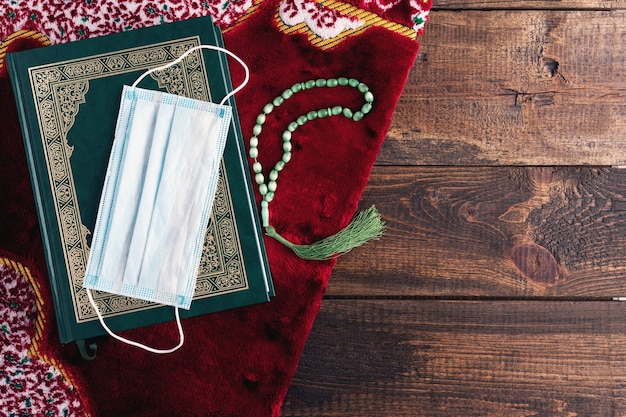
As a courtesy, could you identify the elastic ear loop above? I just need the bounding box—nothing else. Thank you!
[87,289,184,354]
[132,44,250,105]
[86,44,249,354]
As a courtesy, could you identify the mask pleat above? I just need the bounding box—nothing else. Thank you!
[97,89,160,296]
[123,91,175,295]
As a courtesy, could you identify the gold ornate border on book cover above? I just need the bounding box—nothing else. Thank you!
[28,36,250,323]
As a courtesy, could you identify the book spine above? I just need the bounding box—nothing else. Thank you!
[6,54,75,343]
[216,28,274,296]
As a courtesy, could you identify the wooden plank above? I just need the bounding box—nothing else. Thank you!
[330,166,626,297]
[282,299,626,417]
[432,0,626,10]
[381,10,626,166]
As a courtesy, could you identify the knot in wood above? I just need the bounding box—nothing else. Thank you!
[511,242,558,284]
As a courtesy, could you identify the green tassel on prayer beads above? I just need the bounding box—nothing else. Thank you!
[264,205,385,260]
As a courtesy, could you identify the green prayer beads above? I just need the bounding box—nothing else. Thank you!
[248,78,374,229]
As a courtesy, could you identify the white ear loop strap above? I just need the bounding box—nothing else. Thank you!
[87,289,184,354]
[87,44,248,354]
[131,44,250,105]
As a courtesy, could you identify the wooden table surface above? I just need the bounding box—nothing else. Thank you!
[281,1,626,416]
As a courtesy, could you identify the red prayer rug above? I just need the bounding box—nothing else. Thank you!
[0,0,431,415]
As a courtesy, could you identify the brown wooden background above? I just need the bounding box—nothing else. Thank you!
[282,1,626,416]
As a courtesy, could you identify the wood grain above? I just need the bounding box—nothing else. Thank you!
[285,3,626,417]
[330,166,626,298]
[283,299,626,417]
[433,0,626,10]
[381,10,626,166]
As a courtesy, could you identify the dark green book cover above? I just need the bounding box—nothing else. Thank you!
[6,16,274,345]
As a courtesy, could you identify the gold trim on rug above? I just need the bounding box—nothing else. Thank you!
[223,0,267,33]
[0,257,91,417]
[0,30,51,72]
[275,0,417,50]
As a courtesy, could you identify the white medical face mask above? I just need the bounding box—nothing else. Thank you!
[83,45,249,353]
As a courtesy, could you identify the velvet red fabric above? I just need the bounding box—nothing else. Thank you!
[0,1,426,415]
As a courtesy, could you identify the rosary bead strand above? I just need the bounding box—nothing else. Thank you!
[249,78,374,228]
[249,78,384,260]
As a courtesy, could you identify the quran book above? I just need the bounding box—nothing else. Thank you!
[6,16,274,345]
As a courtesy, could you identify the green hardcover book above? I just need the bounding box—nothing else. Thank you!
[6,16,274,349]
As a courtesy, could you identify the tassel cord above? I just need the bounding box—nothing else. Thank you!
[264,205,385,261]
